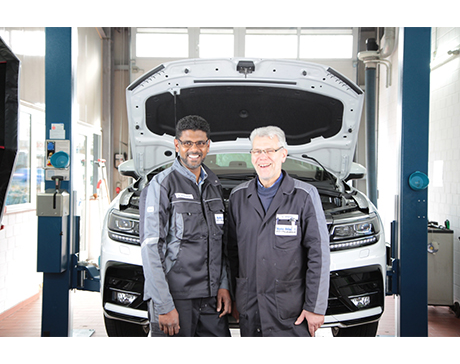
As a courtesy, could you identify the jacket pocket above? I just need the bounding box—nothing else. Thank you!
[207,199,225,237]
[173,201,204,241]
[273,214,299,250]
[274,236,300,251]
[275,278,305,320]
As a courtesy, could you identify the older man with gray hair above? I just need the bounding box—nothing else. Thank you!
[227,125,330,337]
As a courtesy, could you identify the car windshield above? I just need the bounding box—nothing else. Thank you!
[150,153,331,183]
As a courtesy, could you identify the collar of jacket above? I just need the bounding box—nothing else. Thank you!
[249,170,294,195]
[246,170,295,220]
[172,157,220,187]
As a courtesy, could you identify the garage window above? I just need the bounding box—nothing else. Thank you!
[6,107,45,208]
[136,28,188,58]
[134,27,355,60]
[246,28,353,59]
[299,28,353,59]
[6,112,32,205]
[199,28,234,58]
[245,28,298,59]
[9,29,45,57]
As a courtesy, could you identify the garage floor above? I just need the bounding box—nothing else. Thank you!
[0,290,459,337]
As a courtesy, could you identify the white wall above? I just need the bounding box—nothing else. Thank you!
[377,27,460,306]
[0,27,104,315]
[0,28,46,314]
[376,33,401,240]
[428,27,460,304]
[0,211,42,313]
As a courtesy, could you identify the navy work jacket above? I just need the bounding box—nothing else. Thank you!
[139,158,228,315]
[228,171,330,336]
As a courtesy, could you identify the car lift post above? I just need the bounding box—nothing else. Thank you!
[38,27,101,337]
[36,27,75,337]
[397,27,431,337]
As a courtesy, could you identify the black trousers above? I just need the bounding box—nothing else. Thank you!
[148,297,231,337]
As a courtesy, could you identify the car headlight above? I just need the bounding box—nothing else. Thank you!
[111,290,139,305]
[330,215,380,251]
[108,210,140,245]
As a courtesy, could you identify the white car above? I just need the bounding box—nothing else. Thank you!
[100,58,387,337]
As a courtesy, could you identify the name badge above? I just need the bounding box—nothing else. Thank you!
[175,193,194,199]
[215,213,224,225]
[275,214,298,236]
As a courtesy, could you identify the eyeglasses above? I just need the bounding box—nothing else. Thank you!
[249,146,284,156]
[177,139,209,148]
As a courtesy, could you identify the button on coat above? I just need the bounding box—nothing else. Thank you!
[228,171,330,336]
[139,158,229,315]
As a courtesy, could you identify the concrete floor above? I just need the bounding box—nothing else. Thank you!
[1,290,459,337]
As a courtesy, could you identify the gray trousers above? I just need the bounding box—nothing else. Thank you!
[147,297,231,337]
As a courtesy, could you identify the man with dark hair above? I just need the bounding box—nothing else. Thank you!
[175,114,211,138]
[140,115,231,337]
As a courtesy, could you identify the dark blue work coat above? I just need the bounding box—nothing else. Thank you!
[227,171,330,337]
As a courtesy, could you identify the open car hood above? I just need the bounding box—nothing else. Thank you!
[126,58,364,180]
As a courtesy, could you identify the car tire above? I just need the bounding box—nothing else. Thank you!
[104,316,149,337]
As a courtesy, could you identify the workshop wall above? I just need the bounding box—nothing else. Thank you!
[0,27,46,315]
[377,27,460,306]
[76,27,103,128]
[0,27,104,315]
[376,30,401,248]
[428,27,460,304]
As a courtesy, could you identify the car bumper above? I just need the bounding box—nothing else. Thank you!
[101,233,386,329]
[100,229,148,325]
[325,264,385,328]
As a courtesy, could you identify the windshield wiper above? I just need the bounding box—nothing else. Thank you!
[288,174,317,182]
[217,173,256,180]
[301,154,336,185]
